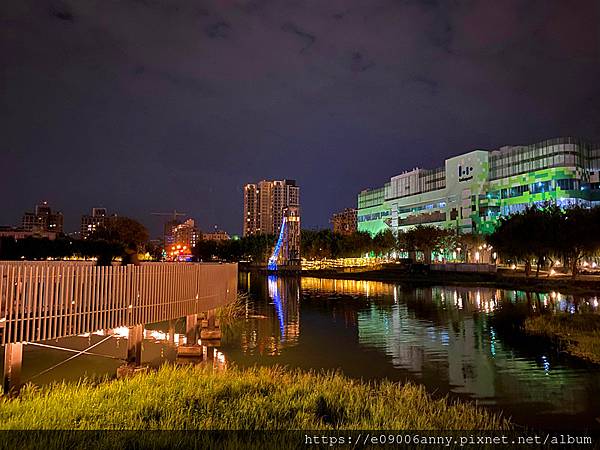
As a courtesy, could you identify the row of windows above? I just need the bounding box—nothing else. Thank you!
[398,211,446,226]
[557,179,580,191]
[419,168,446,193]
[398,201,447,214]
[499,198,591,215]
[357,210,391,222]
[489,178,600,199]
[358,188,386,209]
[489,141,600,180]
[479,206,501,218]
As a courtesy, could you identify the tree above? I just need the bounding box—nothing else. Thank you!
[339,231,374,258]
[372,229,396,257]
[562,206,600,278]
[302,229,377,259]
[455,232,483,263]
[92,217,149,266]
[193,239,219,261]
[534,204,563,276]
[488,209,537,276]
[145,240,164,261]
[401,225,451,263]
[489,204,600,278]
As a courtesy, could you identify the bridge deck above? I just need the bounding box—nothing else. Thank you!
[0,262,237,345]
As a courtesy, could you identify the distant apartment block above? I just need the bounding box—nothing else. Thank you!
[80,208,114,238]
[0,226,58,241]
[22,201,63,234]
[243,179,300,236]
[202,229,231,241]
[167,219,200,249]
[331,208,357,235]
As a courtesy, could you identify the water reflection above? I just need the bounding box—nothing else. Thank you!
[302,278,394,298]
[233,274,600,430]
[1,320,227,387]
[237,276,300,356]
[6,273,600,430]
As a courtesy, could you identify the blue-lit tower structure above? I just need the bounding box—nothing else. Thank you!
[268,206,301,271]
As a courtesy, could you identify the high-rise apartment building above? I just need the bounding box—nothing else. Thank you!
[243,179,300,236]
[358,137,600,236]
[80,208,113,238]
[243,184,259,236]
[165,219,199,249]
[22,201,64,233]
[330,208,358,235]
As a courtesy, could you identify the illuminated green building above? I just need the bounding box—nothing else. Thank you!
[358,137,600,235]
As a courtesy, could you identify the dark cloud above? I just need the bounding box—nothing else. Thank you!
[1,0,599,235]
[350,52,375,73]
[406,76,439,95]
[206,21,231,39]
[281,22,316,54]
[50,2,74,22]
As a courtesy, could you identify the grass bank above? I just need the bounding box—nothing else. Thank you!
[0,365,509,430]
[524,313,600,364]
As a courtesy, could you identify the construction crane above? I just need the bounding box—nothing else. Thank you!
[151,210,187,222]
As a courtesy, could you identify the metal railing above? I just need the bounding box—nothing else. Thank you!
[0,262,237,344]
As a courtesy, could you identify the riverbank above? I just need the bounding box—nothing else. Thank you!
[0,365,509,431]
[297,266,600,295]
[524,313,600,364]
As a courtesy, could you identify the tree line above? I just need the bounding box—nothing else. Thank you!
[4,205,599,278]
[193,234,275,263]
[194,227,483,265]
[0,217,153,264]
[488,204,600,278]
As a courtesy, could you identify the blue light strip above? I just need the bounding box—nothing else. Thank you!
[268,275,286,340]
[268,217,287,270]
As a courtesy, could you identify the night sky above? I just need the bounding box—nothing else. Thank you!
[2,0,599,237]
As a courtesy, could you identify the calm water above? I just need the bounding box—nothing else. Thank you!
[225,273,600,431]
[3,272,600,430]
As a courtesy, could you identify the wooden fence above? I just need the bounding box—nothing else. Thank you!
[0,262,237,345]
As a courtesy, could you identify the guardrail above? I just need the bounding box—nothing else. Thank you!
[0,262,237,344]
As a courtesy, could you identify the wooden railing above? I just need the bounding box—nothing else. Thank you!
[0,262,237,344]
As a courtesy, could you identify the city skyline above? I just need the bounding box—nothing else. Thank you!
[2,1,600,236]
[3,134,600,238]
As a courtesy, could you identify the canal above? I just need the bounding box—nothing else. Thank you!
[2,272,600,431]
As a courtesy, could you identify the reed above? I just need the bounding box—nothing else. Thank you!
[215,293,247,326]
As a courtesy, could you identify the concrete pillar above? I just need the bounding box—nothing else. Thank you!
[168,320,175,346]
[200,309,221,341]
[185,314,198,344]
[177,314,202,358]
[127,324,143,366]
[3,343,23,395]
[206,347,215,363]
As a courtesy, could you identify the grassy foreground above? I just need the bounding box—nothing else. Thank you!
[524,313,600,364]
[0,365,510,430]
